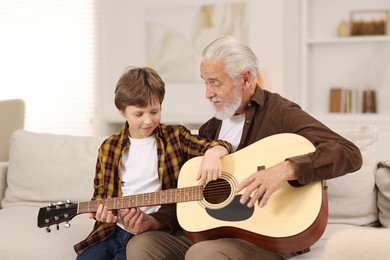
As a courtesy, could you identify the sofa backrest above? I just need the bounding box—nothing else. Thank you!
[1,130,106,208]
[376,160,390,227]
[0,99,25,161]
[326,125,379,226]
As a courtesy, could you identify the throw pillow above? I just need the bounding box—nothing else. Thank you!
[376,160,390,227]
[327,125,378,226]
[1,130,106,208]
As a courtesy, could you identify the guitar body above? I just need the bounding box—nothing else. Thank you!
[177,133,328,253]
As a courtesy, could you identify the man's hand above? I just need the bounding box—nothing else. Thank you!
[119,208,163,234]
[235,160,297,208]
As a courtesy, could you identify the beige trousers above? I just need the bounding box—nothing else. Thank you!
[126,231,301,260]
[126,230,192,260]
[185,238,299,260]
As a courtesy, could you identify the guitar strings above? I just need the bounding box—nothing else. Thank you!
[77,182,234,213]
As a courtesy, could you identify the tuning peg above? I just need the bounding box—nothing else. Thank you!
[46,227,51,233]
[56,201,63,209]
[46,203,54,211]
[64,221,71,228]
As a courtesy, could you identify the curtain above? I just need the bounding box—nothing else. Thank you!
[0,0,100,136]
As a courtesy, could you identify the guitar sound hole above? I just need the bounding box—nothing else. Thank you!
[203,179,231,204]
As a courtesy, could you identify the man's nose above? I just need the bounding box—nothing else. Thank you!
[205,85,215,99]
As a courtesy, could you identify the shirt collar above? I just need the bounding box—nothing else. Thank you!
[248,84,264,109]
[120,121,163,140]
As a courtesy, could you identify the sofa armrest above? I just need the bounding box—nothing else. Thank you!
[0,162,8,206]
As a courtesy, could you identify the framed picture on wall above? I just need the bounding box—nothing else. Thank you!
[350,10,388,36]
[144,1,248,84]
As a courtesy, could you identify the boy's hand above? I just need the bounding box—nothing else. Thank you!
[88,204,118,223]
[197,146,228,181]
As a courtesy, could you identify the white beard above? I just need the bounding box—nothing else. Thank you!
[209,87,242,120]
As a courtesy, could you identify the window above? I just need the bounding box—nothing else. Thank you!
[0,0,100,136]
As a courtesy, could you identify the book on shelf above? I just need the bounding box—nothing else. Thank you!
[329,87,358,113]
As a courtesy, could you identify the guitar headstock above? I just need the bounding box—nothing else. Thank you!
[37,200,78,232]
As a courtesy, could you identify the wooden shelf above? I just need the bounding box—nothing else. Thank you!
[314,113,390,124]
[307,36,390,45]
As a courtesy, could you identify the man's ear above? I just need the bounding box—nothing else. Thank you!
[241,70,252,88]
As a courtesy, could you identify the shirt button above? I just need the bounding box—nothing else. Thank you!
[246,120,251,124]
[248,103,252,107]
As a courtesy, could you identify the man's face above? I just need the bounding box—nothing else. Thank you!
[200,61,242,120]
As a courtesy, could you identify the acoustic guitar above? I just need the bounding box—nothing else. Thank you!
[37,133,328,253]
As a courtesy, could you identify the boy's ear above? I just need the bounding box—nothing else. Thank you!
[118,109,125,118]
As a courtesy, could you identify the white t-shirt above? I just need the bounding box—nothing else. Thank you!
[117,135,161,231]
[218,114,245,152]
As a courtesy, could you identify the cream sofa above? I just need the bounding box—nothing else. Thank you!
[0,127,389,260]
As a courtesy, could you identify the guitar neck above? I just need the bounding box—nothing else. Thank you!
[77,185,203,214]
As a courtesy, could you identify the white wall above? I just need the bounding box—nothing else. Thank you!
[98,0,298,132]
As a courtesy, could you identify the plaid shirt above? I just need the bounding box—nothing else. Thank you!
[74,122,232,255]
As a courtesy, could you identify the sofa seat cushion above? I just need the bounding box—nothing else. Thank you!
[326,126,378,226]
[322,227,390,260]
[1,130,106,208]
[291,224,377,259]
[0,206,94,259]
[376,160,390,227]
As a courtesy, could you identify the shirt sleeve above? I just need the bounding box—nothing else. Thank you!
[280,105,363,185]
[92,146,106,200]
[149,204,181,233]
[178,125,232,158]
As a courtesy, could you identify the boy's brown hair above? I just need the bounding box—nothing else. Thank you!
[114,67,165,112]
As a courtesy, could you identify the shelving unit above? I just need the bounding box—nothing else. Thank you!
[300,0,390,159]
[300,0,390,117]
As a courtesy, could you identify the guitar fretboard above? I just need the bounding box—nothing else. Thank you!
[77,185,203,214]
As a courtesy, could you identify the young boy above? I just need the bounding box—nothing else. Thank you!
[74,67,232,259]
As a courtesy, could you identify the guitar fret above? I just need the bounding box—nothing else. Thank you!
[76,185,203,214]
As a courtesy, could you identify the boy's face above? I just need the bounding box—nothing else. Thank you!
[121,99,161,139]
